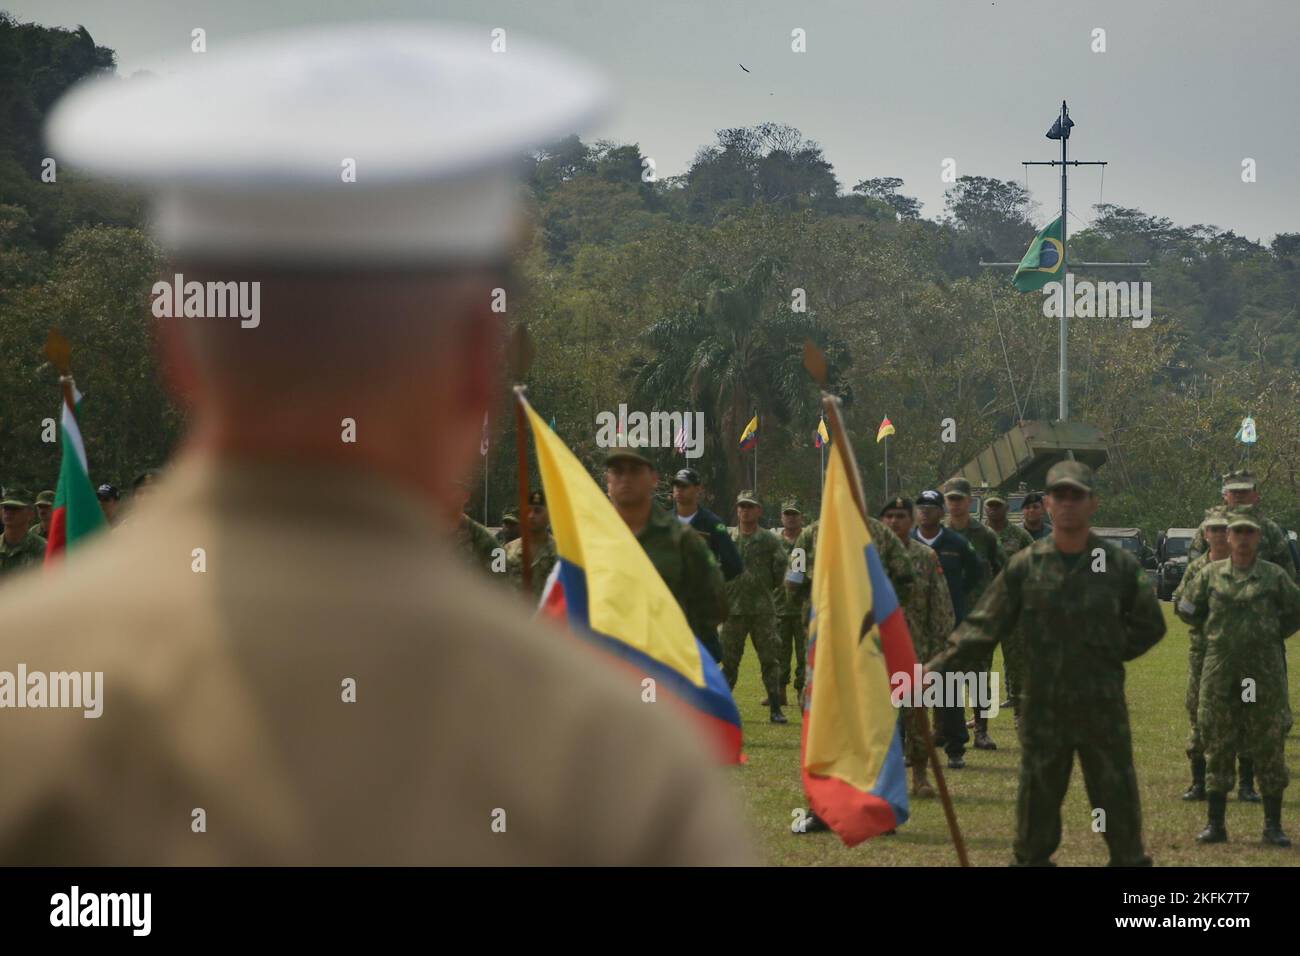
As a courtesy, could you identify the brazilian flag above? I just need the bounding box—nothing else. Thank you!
[1012,216,1064,292]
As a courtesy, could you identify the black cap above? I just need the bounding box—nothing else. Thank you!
[1022,491,1045,506]
[96,483,120,501]
[916,490,944,509]
[528,490,545,507]
[672,468,701,487]
[879,496,913,516]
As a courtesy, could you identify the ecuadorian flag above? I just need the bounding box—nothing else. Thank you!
[738,415,759,450]
[801,447,917,844]
[815,419,830,449]
[523,398,742,763]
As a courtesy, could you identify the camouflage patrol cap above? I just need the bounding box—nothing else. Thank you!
[0,488,33,507]
[1200,507,1229,530]
[501,511,519,524]
[603,443,654,469]
[35,490,55,506]
[1227,513,1261,531]
[736,490,760,507]
[984,491,1008,506]
[1221,470,1257,492]
[528,490,545,507]
[879,496,913,516]
[1045,460,1094,493]
[942,477,972,498]
[781,498,802,515]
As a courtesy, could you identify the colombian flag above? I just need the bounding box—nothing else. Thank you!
[876,417,895,443]
[523,398,742,763]
[738,415,759,450]
[801,447,917,844]
[815,418,830,449]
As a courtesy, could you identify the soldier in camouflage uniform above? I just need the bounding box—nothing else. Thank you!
[927,462,1166,866]
[33,490,55,539]
[457,512,501,572]
[1189,471,1297,579]
[721,492,792,723]
[604,447,728,656]
[772,499,806,708]
[1177,513,1300,847]
[1189,470,1296,737]
[983,492,1035,732]
[942,477,1007,750]
[881,497,955,798]
[1173,508,1259,803]
[785,504,916,717]
[505,490,558,600]
[0,490,46,580]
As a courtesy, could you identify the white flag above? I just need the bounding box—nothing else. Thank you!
[1236,416,1257,444]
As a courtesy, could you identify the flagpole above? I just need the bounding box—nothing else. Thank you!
[883,434,889,501]
[822,394,970,868]
[754,410,759,497]
[508,327,536,594]
[483,423,490,526]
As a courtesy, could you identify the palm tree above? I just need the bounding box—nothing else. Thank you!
[633,257,827,495]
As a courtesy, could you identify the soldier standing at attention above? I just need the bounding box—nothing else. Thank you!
[1020,491,1051,541]
[785,504,917,708]
[0,22,755,864]
[1173,508,1261,803]
[605,448,729,659]
[721,492,790,723]
[0,490,46,580]
[495,512,520,547]
[881,497,955,798]
[772,499,806,709]
[505,490,557,600]
[670,467,743,661]
[983,492,1034,731]
[33,490,55,539]
[1177,514,1300,847]
[941,477,1007,751]
[1189,471,1297,579]
[927,462,1166,866]
[911,489,983,768]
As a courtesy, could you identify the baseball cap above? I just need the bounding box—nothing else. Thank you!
[672,468,701,487]
[96,483,120,501]
[736,490,760,507]
[917,490,944,509]
[1222,470,1257,492]
[0,489,33,508]
[942,477,972,498]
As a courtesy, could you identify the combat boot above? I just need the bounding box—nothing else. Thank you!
[973,716,997,750]
[1182,755,1206,801]
[1196,793,1228,844]
[1262,796,1291,847]
[770,701,788,724]
[1237,758,1261,802]
[910,765,935,799]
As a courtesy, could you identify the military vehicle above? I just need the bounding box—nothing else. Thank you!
[1154,527,1196,601]
[1094,527,1158,589]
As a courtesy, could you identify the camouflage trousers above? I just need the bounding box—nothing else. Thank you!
[1014,698,1150,867]
[1185,638,1206,758]
[1199,647,1290,797]
[1002,626,1025,707]
[720,613,782,697]
[777,614,807,692]
[903,707,939,767]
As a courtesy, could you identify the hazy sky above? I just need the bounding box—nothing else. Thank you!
[9,0,1298,241]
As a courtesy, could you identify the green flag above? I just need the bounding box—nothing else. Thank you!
[1013,216,1064,292]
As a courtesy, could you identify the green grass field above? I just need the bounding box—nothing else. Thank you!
[732,604,1300,866]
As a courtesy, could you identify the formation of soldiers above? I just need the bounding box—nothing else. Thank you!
[456,451,1300,863]
[0,483,133,578]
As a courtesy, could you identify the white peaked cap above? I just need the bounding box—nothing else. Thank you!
[45,23,611,266]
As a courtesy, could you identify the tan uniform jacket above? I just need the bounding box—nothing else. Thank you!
[0,455,756,865]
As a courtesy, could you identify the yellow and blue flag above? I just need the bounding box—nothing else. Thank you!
[801,447,917,844]
[522,398,742,763]
[739,414,759,450]
[814,418,830,449]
